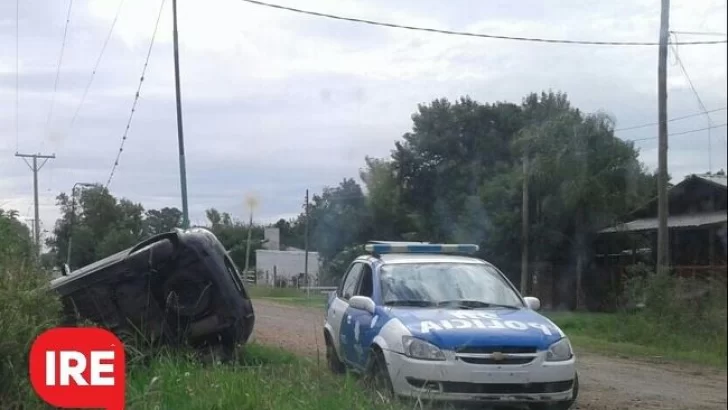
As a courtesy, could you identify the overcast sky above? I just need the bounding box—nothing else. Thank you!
[1,0,726,239]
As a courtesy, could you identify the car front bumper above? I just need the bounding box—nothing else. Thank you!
[383,350,577,404]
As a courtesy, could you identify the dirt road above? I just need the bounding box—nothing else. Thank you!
[251,299,727,410]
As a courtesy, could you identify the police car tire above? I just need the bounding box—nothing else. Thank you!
[366,349,394,397]
[325,336,346,374]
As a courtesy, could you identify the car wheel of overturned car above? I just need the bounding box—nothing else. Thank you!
[325,332,346,374]
[365,347,394,400]
[529,373,579,410]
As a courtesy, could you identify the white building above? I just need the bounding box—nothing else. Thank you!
[255,249,321,286]
[255,227,322,286]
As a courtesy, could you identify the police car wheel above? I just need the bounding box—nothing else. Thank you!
[325,336,345,374]
[366,349,394,398]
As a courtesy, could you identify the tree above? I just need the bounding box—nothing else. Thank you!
[390,96,524,242]
[307,178,370,266]
[144,207,183,236]
[0,209,33,268]
[363,90,657,304]
[46,185,146,268]
[204,208,264,270]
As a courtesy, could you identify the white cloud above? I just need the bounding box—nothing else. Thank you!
[0,0,726,245]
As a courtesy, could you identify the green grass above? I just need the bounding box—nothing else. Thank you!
[547,311,727,368]
[124,343,408,410]
[247,285,329,308]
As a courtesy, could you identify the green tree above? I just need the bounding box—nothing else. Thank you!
[0,209,33,268]
[144,207,183,236]
[307,178,370,264]
[47,185,146,268]
[204,208,264,270]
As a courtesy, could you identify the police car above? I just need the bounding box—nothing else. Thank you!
[323,242,578,409]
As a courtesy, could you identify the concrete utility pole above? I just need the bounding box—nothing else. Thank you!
[172,0,190,229]
[67,182,95,269]
[243,195,257,279]
[304,189,310,297]
[520,152,530,295]
[657,0,671,273]
[15,152,55,256]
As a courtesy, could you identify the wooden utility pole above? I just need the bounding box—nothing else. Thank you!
[520,152,530,295]
[172,0,189,229]
[657,0,671,273]
[15,152,55,256]
[304,189,310,297]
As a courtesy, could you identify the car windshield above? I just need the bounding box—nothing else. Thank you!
[380,262,524,308]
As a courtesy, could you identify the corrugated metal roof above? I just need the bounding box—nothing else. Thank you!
[695,174,728,188]
[599,210,727,233]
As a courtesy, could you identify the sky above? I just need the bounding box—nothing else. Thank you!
[1,0,726,241]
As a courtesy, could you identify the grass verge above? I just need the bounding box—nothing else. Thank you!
[247,285,329,308]
[125,343,408,410]
[548,311,727,368]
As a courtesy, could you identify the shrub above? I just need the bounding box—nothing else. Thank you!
[0,264,61,408]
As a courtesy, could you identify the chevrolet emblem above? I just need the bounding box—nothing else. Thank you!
[491,352,507,361]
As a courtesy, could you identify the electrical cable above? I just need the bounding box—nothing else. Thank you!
[614,107,726,132]
[629,123,727,142]
[670,33,715,172]
[105,0,167,189]
[239,0,728,46]
[15,0,20,152]
[68,0,126,133]
[45,0,74,137]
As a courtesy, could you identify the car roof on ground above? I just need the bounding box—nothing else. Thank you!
[370,253,486,265]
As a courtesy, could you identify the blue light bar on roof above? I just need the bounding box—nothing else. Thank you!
[364,243,479,255]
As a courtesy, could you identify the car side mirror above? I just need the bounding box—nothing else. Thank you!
[349,296,376,314]
[524,296,541,311]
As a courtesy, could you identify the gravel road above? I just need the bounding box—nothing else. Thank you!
[251,299,727,410]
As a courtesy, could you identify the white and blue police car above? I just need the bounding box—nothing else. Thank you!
[323,242,578,409]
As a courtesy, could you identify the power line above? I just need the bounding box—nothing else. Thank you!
[670,33,715,172]
[68,0,126,133]
[239,0,727,46]
[45,0,74,137]
[105,0,167,189]
[614,107,727,132]
[629,123,727,142]
[15,0,19,152]
[670,30,727,37]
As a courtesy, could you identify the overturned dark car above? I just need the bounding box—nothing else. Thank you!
[50,228,255,355]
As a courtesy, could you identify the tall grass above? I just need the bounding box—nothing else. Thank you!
[549,267,727,367]
[0,264,62,408]
[0,266,406,409]
[125,344,409,410]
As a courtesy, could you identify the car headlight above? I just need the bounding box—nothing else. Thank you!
[402,336,446,361]
[546,337,573,362]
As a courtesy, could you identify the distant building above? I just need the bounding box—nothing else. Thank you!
[255,227,322,286]
[598,173,727,272]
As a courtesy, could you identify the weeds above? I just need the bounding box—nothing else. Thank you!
[549,265,727,367]
[124,344,409,410]
[0,264,62,408]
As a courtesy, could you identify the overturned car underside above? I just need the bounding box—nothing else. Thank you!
[50,228,255,355]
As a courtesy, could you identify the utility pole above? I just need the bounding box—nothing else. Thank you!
[520,152,530,295]
[304,189,310,297]
[15,152,55,256]
[172,0,189,229]
[243,194,258,281]
[66,182,94,269]
[657,0,671,274]
[243,208,254,277]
